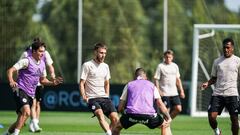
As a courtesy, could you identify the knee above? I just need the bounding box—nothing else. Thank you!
[22,109,31,118]
[175,106,182,113]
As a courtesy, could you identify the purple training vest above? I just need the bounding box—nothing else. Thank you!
[126,79,156,115]
[17,56,45,97]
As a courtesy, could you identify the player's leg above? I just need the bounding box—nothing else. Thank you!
[103,98,118,130]
[225,96,239,135]
[169,96,182,119]
[230,115,239,135]
[95,109,111,134]
[208,96,224,135]
[29,98,37,132]
[112,120,123,135]
[30,86,43,132]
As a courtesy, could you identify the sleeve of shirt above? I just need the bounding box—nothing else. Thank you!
[19,51,28,60]
[45,51,53,66]
[13,58,29,70]
[120,84,128,101]
[154,86,161,99]
[154,64,161,79]
[80,63,89,80]
[105,65,111,80]
[176,64,180,78]
[42,69,47,77]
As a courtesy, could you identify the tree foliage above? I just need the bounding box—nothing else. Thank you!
[0,0,240,83]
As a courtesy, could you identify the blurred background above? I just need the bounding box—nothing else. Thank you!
[0,0,240,113]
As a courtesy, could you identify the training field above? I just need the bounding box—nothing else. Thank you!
[0,111,231,135]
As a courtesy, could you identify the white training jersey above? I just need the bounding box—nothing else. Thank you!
[80,60,110,99]
[211,55,240,96]
[154,62,180,96]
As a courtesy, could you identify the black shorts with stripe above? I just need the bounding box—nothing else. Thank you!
[14,89,34,114]
[208,96,239,115]
[120,113,164,129]
[88,97,117,117]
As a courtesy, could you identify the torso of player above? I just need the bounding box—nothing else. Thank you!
[155,62,179,96]
[212,55,240,96]
[82,60,110,99]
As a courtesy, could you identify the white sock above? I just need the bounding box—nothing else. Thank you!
[106,130,112,135]
[32,118,40,128]
[214,128,220,134]
[13,129,20,135]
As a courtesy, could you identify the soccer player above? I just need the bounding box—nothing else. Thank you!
[19,37,56,132]
[79,42,119,135]
[5,40,63,135]
[154,50,185,119]
[112,68,172,135]
[201,38,239,135]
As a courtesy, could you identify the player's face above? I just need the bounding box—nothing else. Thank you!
[95,47,107,63]
[223,42,234,58]
[164,54,173,64]
[33,46,45,61]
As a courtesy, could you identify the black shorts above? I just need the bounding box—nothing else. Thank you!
[14,89,34,114]
[35,86,43,102]
[162,96,181,108]
[88,98,117,117]
[120,113,164,129]
[208,96,239,115]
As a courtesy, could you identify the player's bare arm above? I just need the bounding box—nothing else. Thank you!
[7,67,18,89]
[79,79,88,102]
[156,99,172,124]
[40,76,63,86]
[104,80,110,97]
[118,100,126,113]
[201,76,217,90]
[154,79,164,96]
[176,77,185,99]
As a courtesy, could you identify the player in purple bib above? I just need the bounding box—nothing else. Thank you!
[5,40,63,135]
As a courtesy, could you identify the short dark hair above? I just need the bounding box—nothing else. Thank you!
[31,37,46,51]
[223,37,234,46]
[164,49,174,56]
[94,42,107,51]
[134,68,146,79]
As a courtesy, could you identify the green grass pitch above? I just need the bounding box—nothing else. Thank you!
[0,111,232,135]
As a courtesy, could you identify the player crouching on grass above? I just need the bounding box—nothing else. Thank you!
[4,40,63,135]
[112,68,172,135]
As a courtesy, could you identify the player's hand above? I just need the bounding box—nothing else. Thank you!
[162,118,171,128]
[179,91,185,99]
[82,95,88,103]
[200,82,208,91]
[53,77,63,85]
[9,81,18,91]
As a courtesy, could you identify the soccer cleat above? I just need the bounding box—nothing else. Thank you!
[33,124,42,132]
[214,128,222,135]
[29,121,35,132]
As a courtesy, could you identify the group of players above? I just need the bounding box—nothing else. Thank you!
[4,37,240,135]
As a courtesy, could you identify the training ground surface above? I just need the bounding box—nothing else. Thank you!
[0,111,231,135]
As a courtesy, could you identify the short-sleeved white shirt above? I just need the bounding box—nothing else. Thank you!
[154,62,180,96]
[120,83,161,101]
[80,60,110,99]
[211,55,240,96]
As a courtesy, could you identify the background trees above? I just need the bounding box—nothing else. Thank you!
[1,0,239,83]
